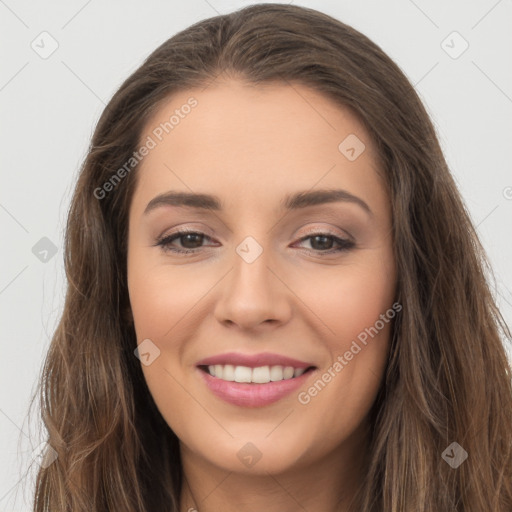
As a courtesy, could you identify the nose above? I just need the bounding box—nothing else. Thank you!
[213,244,292,332]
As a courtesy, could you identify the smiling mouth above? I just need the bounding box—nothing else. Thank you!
[198,364,317,384]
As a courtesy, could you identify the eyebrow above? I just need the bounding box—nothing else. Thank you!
[143,188,372,216]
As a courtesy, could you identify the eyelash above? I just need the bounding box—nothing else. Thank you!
[155,229,355,256]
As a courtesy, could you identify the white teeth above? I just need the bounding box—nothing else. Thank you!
[222,364,235,381]
[283,366,295,379]
[269,366,283,381]
[206,364,310,383]
[294,368,306,378]
[234,366,252,383]
[252,366,270,383]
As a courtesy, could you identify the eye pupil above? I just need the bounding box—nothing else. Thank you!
[310,235,333,251]
[181,233,204,248]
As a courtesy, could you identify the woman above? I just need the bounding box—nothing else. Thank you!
[32,3,512,511]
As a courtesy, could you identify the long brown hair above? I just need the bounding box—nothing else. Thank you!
[31,3,512,510]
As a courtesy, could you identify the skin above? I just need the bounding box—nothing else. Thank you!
[127,78,397,512]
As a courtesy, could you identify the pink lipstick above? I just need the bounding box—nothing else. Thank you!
[196,352,317,407]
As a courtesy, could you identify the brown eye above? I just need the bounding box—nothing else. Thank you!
[176,232,205,249]
[155,230,354,256]
[295,233,355,255]
[156,230,213,254]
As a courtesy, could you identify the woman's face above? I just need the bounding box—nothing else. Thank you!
[127,78,396,475]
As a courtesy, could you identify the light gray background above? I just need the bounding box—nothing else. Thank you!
[1,0,511,510]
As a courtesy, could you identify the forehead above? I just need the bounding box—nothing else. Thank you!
[130,79,387,218]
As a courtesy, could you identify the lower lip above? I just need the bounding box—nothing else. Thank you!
[197,367,316,407]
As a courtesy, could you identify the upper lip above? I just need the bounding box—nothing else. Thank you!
[196,352,315,369]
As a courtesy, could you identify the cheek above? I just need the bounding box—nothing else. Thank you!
[292,250,395,427]
[127,253,215,408]
[127,258,211,341]
[296,248,396,349]
[127,258,202,435]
